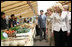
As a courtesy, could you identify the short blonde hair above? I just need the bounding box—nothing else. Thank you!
[47,7,53,12]
[63,5,69,10]
[54,3,63,10]
[53,3,63,13]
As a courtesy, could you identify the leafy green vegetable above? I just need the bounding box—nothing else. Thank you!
[17,27,30,33]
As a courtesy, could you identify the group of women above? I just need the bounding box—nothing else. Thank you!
[45,3,71,46]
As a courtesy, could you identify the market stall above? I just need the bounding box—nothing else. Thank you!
[1,37,33,46]
[1,22,36,46]
[1,1,37,46]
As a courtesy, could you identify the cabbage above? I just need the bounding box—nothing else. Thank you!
[18,40,25,46]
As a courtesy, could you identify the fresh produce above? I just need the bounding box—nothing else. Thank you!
[10,40,18,46]
[17,27,30,33]
[10,26,20,31]
[12,30,15,33]
[4,30,15,34]
[18,40,25,46]
[3,29,16,37]
[4,30,9,34]
[1,42,4,46]
[4,41,10,46]
[10,26,16,30]
[1,31,5,40]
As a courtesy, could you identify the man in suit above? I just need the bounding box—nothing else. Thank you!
[38,10,46,41]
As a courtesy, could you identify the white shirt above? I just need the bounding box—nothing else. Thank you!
[52,11,70,33]
[67,11,71,30]
[67,12,71,22]
[46,14,53,22]
[41,15,46,19]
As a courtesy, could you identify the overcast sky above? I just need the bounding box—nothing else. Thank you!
[37,1,58,15]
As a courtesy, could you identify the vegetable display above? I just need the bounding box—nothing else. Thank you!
[10,24,30,33]
[17,27,30,33]
[3,29,16,37]
[1,31,5,40]
[1,23,35,46]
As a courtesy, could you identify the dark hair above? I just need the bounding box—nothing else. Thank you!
[1,12,5,16]
[45,12,48,15]
[30,18,32,21]
[20,16,22,18]
[11,14,15,17]
[40,10,44,12]
[15,17,17,19]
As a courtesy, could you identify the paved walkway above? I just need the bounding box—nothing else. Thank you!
[34,36,55,46]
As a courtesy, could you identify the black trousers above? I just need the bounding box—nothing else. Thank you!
[70,30,72,46]
[40,28,46,39]
[67,29,72,46]
[36,25,40,36]
[54,29,67,46]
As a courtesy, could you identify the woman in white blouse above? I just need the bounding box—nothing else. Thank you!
[52,3,70,46]
[63,5,71,46]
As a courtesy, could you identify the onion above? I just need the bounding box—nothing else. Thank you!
[10,40,18,46]
[1,42,4,46]
[18,40,25,46]
[4,41,10,46]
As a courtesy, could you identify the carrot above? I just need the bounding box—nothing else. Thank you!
[6,31,9,34]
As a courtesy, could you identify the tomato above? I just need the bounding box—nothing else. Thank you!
[9,29,11,32]
[12,30,15,33]
[6,31,9,34]
[8,32,11,34]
